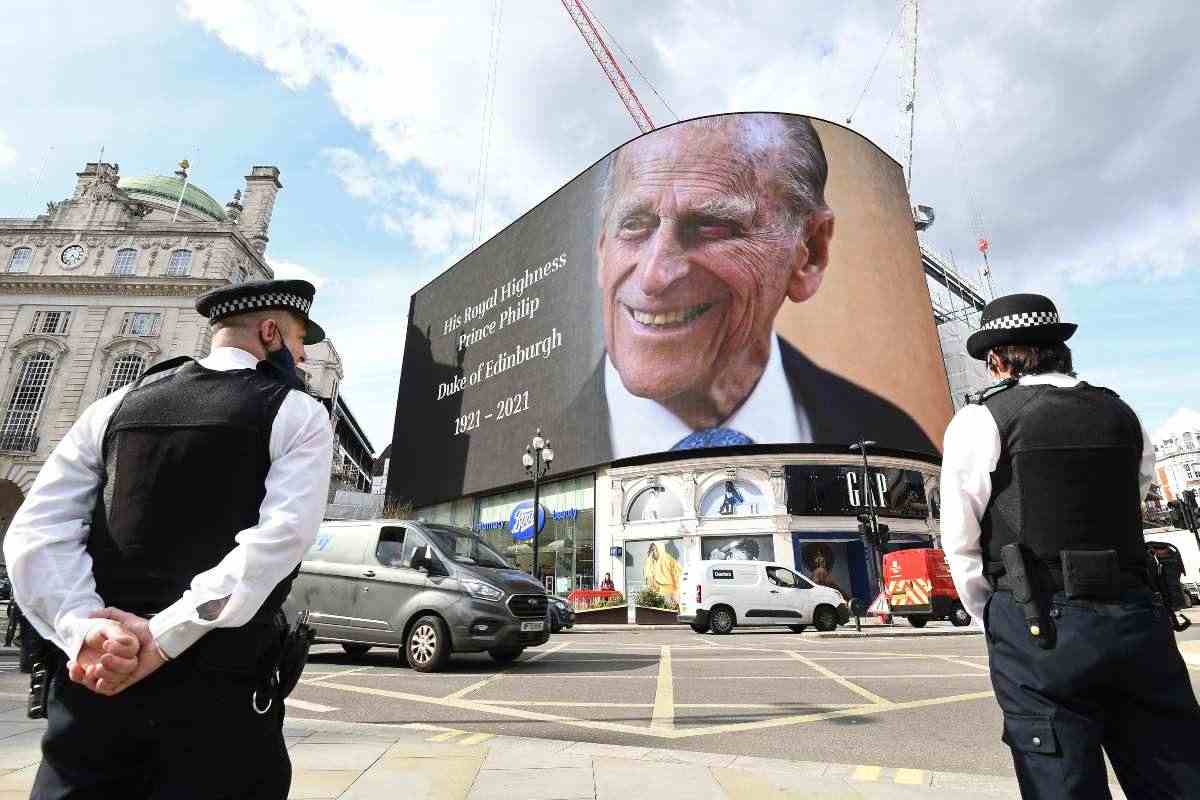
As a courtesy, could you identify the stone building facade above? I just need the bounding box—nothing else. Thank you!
[0,160,370,543]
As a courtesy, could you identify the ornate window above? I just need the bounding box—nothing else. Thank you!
[102,354,146,397]
[119,312,162,337]
[166,249,192,277]
[6,247,32,273]
[112,248,137,276]
[29,310,71,335]
[0,353,54,452]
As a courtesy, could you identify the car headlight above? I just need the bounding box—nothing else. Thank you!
[461,579,503,602]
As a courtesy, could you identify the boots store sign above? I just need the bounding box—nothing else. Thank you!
[475,502,581,541]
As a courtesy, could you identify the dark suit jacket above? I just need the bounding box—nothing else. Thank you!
[554,337,936,467]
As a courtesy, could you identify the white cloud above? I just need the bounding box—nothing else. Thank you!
[1154,408,1200,445]
[267,256,328,288]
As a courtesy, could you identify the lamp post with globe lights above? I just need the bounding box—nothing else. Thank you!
[522,429,554,586]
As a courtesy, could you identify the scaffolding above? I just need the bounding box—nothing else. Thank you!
[923,247,992,411]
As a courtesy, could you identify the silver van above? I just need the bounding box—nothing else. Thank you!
[285,519,551,672]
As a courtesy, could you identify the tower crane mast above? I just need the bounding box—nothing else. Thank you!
[560,0,655,133]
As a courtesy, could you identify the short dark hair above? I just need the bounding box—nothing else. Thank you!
[989,343,1075,378]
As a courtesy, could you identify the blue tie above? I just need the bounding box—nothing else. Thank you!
[671,428,755,451]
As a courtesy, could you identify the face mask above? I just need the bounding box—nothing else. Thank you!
[262,340,307,391]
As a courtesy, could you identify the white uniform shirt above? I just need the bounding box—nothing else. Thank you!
[3,347,334,659]
[605,335,813,458]
[939,373,1156,624]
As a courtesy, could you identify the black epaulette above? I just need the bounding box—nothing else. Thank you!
[968,377,1018,405]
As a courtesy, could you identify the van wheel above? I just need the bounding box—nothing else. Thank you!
[950,605,973,627]
[709,607,736,635]
[690,621,710,634]
[341,643,372,659]
[788,625,807,633]
[813,606,839,632]
[406,615,451,672]
[488,647,524,664]
[907,615,929,628]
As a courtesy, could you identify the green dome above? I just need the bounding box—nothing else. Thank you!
[117,174,227,221]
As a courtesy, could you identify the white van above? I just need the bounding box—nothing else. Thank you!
[678,560,850,634]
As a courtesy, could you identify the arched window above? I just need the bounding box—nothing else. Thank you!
[6,247,32,273]
[112,248,137,276]
[0,353,54,452]
[102,354,146,397]
[166,249,192,277]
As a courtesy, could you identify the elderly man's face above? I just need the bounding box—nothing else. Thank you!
[597,123,832,420]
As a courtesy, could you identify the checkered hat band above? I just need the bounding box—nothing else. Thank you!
[981,310,1059,331]
[209,292,311,320]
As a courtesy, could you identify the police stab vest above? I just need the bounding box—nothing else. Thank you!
[980,381,1146,576]
[88,357,294,621]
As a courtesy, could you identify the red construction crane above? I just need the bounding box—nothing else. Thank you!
[560,0,655,133]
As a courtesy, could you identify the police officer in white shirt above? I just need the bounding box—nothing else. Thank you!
[5,279,333,799]
[941,293,1200,799]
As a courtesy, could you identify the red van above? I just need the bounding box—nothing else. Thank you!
[881,548,972,628]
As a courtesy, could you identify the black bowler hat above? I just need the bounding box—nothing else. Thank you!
[966,293,1076,360]
[195,279,326,345]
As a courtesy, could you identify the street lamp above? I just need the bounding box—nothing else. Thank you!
[523,428,554,585]
[849,440,887,613]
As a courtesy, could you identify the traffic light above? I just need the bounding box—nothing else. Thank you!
[856,515,890,546]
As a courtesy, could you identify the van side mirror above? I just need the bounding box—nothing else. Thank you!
[410,545,433,572]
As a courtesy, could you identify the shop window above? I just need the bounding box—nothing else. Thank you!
[626,484,684,522]
[699,479,766,517]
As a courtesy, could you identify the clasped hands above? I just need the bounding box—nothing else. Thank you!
[68,608,166,696]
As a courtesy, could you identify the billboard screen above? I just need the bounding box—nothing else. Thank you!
[390,113,952,508]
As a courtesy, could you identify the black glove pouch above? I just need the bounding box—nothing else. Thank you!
[1061,549,1121,601]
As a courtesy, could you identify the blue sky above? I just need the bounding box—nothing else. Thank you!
[2,1,1197,448]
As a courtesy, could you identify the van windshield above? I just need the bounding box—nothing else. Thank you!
[423,524,511,569]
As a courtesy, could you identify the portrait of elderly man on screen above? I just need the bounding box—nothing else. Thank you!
[569,113,934,459]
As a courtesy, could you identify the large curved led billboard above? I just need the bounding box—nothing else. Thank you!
[389,113,952,509]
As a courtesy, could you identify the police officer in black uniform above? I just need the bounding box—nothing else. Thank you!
[4,280,334,799]
[941,293,1200,798]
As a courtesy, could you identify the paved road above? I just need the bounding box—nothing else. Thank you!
[280,621,1200,777]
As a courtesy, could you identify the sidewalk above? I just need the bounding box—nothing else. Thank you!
[0,705,1127,799]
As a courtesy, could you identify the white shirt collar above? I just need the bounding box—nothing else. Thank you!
[199,346,260,371]
[604,336,811,458]
[1017,372,1080,388]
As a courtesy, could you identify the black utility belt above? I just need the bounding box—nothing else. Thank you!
[991,549,1146,602]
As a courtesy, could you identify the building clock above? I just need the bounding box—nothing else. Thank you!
[60,244,86,268]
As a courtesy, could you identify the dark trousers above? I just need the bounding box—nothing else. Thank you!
[31,656,290,800]
[985,588,1200,799]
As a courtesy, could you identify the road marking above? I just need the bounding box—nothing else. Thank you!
[458,732,494,745]
[852,765,882,781]
[428,730,465,742]
[300,666,374,685]
[472,701,867,710]
[651,645,674,731]
[443,641,570,700]
[895,768,928,784]
[285,698,338,713]
[312,675,994,742]
[785,651,892,706]
[933,654,991,672]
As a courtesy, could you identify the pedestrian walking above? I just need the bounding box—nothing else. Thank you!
[940,293,1200,798]
[4,279,333,799]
